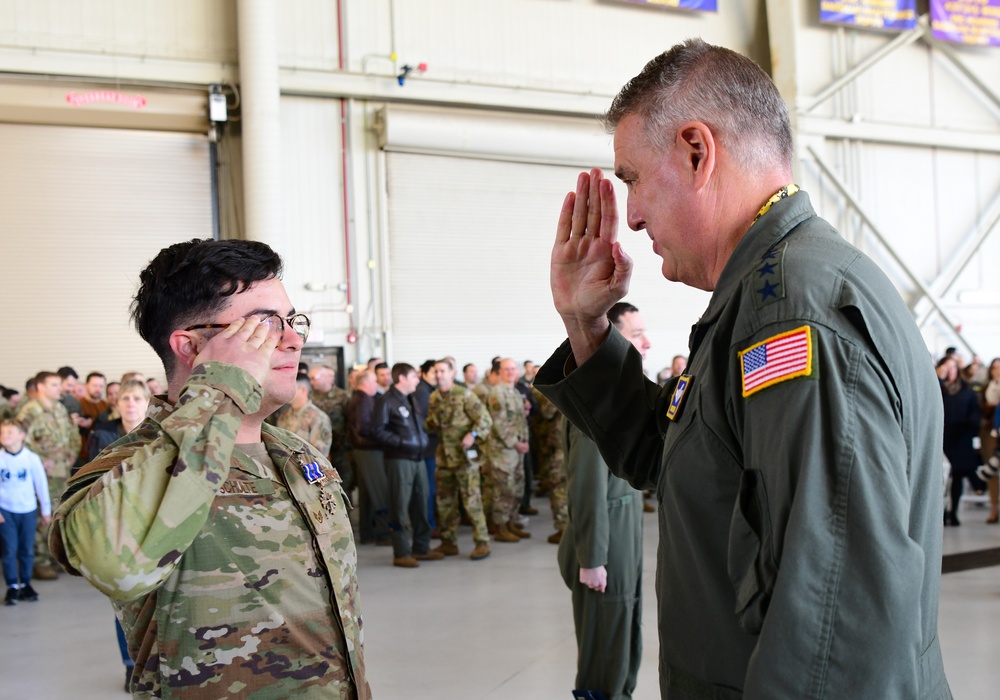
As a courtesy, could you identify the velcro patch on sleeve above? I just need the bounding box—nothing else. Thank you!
[739,326,813,398]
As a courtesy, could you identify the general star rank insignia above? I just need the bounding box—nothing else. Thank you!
[753,242,787,309]
[666,374,694,421]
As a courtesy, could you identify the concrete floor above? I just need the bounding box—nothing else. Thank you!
[2,498,999,699]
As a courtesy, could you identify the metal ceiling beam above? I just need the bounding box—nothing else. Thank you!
[914,191,1000,328]
[806,144,977,354]
[801,17,928,115]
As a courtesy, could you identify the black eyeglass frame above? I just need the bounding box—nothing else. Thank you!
[184,313,311,341]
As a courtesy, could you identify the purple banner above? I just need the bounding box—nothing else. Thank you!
[613,0,718,13]
[820,0,918,31]
[931,0,1000,46]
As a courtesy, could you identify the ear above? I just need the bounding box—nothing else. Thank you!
[168,330,202,372]
[676,121,716,189]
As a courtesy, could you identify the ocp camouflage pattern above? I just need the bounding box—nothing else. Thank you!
[277,400,334,457]
[424,385,492,468]
[50,362,370,699]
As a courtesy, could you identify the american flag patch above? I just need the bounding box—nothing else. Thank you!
[739,326,813,397]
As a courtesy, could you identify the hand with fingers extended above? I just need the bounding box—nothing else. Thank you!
[551,168,634,365]
[191,317,280,387]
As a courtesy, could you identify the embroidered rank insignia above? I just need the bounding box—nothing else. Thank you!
[666,374,693,422]
[739,326,813,398]
[752,242,786,309]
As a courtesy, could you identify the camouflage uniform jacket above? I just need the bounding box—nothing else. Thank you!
[16,398,81,479]
[312,387,351,455]
[530,386,562,455]
[424,385,493,469]
[49,362,370,700]
[278,400,334,457]
[487,384,529,452]
[472,381,494,403]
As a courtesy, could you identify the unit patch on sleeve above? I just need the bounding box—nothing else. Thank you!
[739,326,813,398]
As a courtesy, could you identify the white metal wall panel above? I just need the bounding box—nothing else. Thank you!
[348,0,767,95]
[0,123,212,389]
[0,0,237,63]
[384,151,708,376]
[279,96,351,344]
[277,0,341,71]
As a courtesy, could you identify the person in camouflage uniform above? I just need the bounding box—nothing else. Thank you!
[424,358,493,561]
[310,364,354,493]
[486,358,531,543]
[473,361,500,519]
[48,239,370,699]
[279,374,334,456]
[0,392,13,421]
[16,370,81,579]
[531,386,567,544]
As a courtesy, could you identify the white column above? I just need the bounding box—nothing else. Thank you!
[236,0,283,255]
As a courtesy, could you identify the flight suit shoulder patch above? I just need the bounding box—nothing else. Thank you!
[751,242,786,309]
[738,325,813,398]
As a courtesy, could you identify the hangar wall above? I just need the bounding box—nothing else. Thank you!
[0,0,997,386]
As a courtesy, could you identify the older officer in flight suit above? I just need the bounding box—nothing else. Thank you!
[534,39,951,699]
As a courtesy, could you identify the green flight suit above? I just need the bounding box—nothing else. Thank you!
[558,423,642,700]
[536,192,951,699]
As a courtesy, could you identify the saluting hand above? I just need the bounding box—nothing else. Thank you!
[551,169,633,366]
[192,317,280,388]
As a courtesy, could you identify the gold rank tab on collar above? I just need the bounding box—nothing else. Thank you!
[753,184,800,224]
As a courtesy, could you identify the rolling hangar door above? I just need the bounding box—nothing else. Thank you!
[0,82,214,390]
[374,105,710,375]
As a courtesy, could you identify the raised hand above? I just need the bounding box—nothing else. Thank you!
[551,168,633,365]
[192,317,280,387]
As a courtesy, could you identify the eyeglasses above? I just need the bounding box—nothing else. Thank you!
[185,313,311,341]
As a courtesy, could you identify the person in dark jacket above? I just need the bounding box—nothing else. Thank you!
[412,360,439,530]
[372,363,443,568]
[939,357,984,526]
[347,370,390,544]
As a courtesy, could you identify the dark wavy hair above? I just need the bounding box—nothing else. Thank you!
[131,238,283,380]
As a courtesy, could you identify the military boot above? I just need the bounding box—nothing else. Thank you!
[547,530,563,544]
[32,564,58,580]
[434,543,460,556]
[509,521,531,539]
[493,524,520,543]
[469,542,491,560]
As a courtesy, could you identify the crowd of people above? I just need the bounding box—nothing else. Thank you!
[936,348,1000,526]
[3,36,988,700]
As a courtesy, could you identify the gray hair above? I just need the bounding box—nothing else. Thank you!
[604,39,793,172]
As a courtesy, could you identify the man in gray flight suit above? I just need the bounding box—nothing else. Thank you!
[534,39,951,699]
[560,301,649,700]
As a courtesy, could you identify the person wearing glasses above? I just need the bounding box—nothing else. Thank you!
[48,238,370,699]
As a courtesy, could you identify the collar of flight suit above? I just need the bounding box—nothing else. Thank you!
[691,190,817,342]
